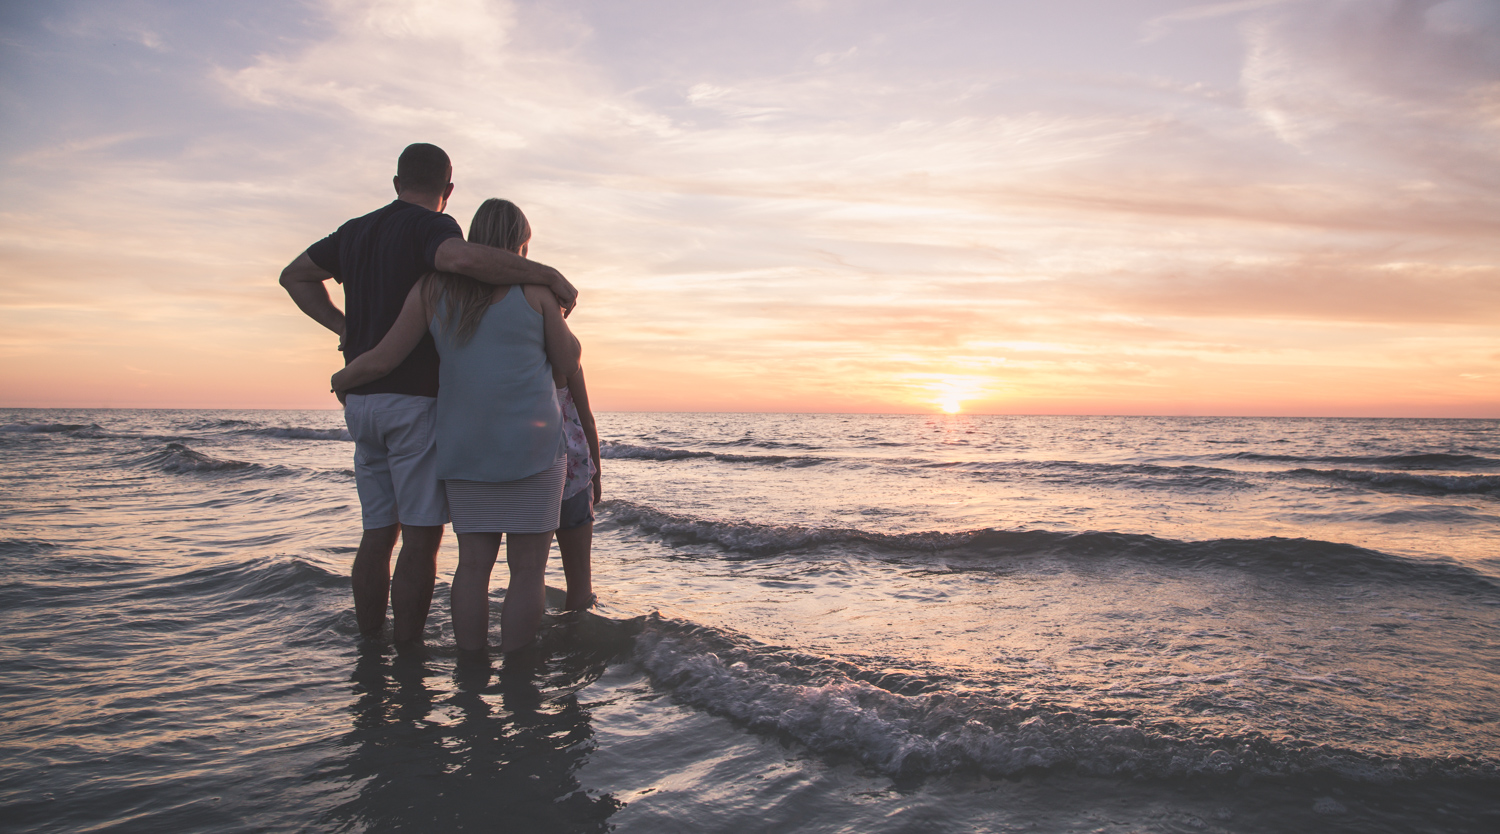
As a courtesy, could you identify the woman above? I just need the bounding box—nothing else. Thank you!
[332,199,579,655]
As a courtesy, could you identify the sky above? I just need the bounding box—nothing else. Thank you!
[1,0,1496,416]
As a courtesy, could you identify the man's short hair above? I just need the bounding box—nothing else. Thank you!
[397,143,452,193]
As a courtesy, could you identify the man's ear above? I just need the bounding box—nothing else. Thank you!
[443,182,454,199]
[393,175,402,195]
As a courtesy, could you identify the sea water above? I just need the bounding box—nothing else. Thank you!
[1,410,1496,832]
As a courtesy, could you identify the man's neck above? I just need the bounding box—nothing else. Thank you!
[396,191,444,212]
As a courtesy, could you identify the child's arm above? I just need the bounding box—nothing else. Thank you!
[331,279,431,394]
[567,365,602,503]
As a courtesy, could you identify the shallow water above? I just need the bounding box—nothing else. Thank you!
[1,410,1497,832]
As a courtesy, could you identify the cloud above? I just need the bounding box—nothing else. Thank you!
[0,0,1495,412]
[1242,0,1500,152]
[1140,0,1302,43]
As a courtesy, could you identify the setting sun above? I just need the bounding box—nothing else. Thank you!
[927,376,986,416]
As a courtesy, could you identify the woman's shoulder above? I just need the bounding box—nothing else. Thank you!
[520,283,558,316]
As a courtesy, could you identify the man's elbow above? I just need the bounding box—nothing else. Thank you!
[280,258,325,290]
[433,239,472,275]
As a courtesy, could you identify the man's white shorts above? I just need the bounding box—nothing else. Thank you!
[343,393,448,529]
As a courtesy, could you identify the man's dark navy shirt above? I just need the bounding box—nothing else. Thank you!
[307,200,462,397]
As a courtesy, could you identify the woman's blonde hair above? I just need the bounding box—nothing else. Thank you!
[424,198,532,345]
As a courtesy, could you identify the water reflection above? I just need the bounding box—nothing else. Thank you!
[320,614,639,833]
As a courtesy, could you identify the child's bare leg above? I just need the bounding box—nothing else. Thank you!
[556,522,594,610]
[500,531,552,653]
[451,532,502,652]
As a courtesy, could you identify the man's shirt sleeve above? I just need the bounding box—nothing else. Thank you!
[421,214,464,271]
[306,232,342,282]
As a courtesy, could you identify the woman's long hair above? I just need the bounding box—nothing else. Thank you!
[424,198,532,345]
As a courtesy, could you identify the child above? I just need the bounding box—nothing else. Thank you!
[556,365,601,610]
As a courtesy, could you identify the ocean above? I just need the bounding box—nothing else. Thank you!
[1,409,1496,833]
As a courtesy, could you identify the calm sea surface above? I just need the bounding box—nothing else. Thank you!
[1,410,1497,832]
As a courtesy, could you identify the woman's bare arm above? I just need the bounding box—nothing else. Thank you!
[331,280,431,393]
[567,365,602,503]
[523,284,581,382]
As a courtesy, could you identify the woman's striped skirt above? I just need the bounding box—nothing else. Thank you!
[443,455,565,534]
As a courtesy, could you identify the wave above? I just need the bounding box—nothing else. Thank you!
[239,427,352,442]
[0,421,190,442]
[602,441,824,466]
[932,459,1252,492]
[1222,451,1499,470]
[133,442,279,476]
[1291,468,1500,496]
[0,538,60,557]
[602,500,966,556]
[0,422,99,434]
[601,501,1497,591]
[602,442,714,461]
[126,442,353,483]
[166,553,348,601]
[705,438,822,451]
[180,417,257,430]
[635,616,1496,781]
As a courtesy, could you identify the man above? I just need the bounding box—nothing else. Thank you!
[280,142,578,643]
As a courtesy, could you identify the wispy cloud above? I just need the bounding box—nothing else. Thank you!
[1140,0,1301,43]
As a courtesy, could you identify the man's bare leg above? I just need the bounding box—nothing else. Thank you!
[555,522,594,610]
[352,524,399,638]
[391,524,443,643]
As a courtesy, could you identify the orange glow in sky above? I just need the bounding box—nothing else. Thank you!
[0,1,1496,416]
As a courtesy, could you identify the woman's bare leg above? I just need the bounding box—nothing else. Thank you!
[499,531,552,653]
[451,532,502,653]
[555,522,594,610]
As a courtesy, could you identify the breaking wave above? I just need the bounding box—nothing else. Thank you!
[635,617,1497,781]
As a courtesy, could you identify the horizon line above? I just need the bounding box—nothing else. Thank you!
[1,406,1494,421]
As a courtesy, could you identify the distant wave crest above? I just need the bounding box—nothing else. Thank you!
[602,441,823,466]
[1294,468,1500,496]
[603,500,965,556]
[0,422,99,434]
[182,418,256,430]
[602,501,1497,591]
[934,459,1252,492]
[240,427,352,441]
[1224,451,1498,470]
